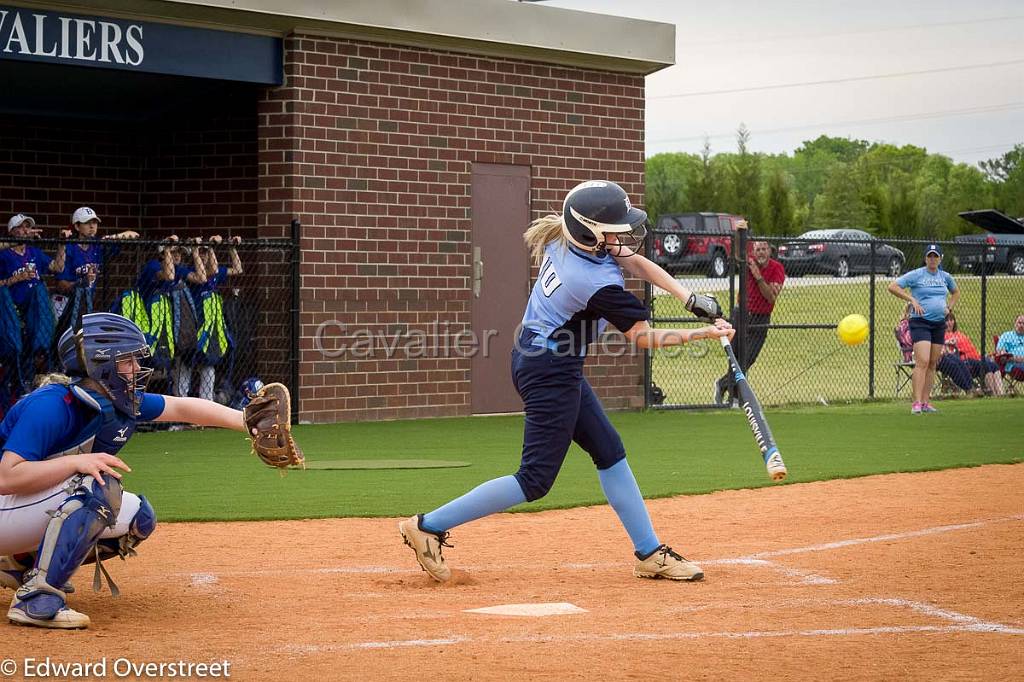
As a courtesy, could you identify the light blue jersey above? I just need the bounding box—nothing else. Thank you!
[895,267,957,322]
[996,330,1024,372]
[520,241,648,356]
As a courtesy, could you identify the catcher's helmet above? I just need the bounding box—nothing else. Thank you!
[58,312,153,416]
[562,180,647,254]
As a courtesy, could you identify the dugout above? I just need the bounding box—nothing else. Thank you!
[0,0,674,423]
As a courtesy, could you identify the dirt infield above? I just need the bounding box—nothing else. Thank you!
[6,464,1023,681]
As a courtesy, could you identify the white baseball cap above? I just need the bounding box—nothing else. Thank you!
[7,213,35,232]
[71,207,101,224]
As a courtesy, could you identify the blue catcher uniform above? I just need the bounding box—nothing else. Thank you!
[420,241,664,557]
[0,385,161,625]
[1,313,160,628]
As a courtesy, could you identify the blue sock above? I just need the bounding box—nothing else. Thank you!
[598,458,660,556]
[422,476,527,533]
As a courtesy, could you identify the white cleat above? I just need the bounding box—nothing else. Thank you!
[634,545,704,581]
[398,515,452,582]
[8,592,90,629]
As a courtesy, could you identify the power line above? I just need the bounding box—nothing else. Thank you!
[651,59,1024,100]
[648,102,1024,145]
[682,15,1024,47]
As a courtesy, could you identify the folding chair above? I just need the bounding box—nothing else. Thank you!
[894,322,960,398]
[894,323,916,397]
[894,360,915,397]
[993,335,1023,396]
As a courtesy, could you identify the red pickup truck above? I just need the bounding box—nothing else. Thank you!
[650,212,745,278]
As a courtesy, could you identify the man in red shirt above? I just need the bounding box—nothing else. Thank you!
[715,239,786,404]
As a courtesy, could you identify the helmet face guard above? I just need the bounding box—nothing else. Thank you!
[113,346,154,416]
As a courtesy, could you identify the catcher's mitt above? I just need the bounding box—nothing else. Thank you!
[243,383,305,470]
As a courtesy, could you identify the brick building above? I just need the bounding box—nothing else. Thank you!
[0,0,674,423]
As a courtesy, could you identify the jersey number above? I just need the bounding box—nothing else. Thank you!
[539,257,562,297]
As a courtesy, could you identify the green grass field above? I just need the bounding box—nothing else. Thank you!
[651,275,1023,406]
[123,399,1023,522]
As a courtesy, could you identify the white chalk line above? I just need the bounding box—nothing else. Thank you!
[278,627,1007,654]
[747,514,1024,560]
[176,513,1023,584]
[278,597,1023,654]
[284,637,470,653]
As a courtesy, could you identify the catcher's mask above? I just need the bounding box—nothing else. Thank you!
[561,180,648,257]
[57,313,154,416]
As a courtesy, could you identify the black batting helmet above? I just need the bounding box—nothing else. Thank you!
[561,180,648,254]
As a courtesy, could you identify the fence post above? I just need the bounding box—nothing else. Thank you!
[728,231,737,316]
[643,228,653,409]
[869,239,876,398]
[289,218,301,424]
[734,223,748,369]
[980,265,988,356]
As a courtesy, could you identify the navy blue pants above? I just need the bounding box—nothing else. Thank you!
[511,348,625,502]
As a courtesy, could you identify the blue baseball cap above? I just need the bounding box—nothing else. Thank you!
[925,243,943,257]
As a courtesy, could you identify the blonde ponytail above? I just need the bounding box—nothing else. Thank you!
[34,372,72,388]
[523,214,567,265]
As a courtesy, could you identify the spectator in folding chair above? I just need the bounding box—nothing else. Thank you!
[943,312,1002,396]
[894,304,974,400]
[995,315,1024,393]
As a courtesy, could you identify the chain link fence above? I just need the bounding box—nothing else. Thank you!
[645,224,1022,409]
[0,232,298,421]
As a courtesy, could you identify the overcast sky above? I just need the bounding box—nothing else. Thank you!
[533,0,1024,166]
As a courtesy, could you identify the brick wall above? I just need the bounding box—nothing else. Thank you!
[0,107,277,392]
[0,108,258,240]
[140,106,259,237]
[258,36,647,423]
[0,115,142,232]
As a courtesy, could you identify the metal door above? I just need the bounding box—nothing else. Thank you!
[470,164,531,414]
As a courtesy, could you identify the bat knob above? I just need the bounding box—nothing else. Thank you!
[765,449,788,482]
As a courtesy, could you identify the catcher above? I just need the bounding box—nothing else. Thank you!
[0,312,301,629]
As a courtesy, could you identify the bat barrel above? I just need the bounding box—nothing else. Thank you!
[719,335,787,482]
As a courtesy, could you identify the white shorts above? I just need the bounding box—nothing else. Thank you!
[0,476,141,555]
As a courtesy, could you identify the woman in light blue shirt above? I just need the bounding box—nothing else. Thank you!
[887,243,960,414]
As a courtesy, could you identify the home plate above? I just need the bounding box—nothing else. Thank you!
[464,602,588,617]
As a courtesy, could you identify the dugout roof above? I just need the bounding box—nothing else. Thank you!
[17,0,675,75]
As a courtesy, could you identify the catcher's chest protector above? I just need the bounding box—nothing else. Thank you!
[58,385,137,457]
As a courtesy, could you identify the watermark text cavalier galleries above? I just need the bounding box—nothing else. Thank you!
[2,656,231,678]
[313,319,710,360]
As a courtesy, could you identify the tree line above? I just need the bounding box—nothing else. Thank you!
[646,130,1024,239]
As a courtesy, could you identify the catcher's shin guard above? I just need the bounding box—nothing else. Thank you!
[89,494,157,564]
[9,474,121,628]
[30,474,122,593]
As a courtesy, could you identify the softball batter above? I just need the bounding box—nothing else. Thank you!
[400,180,732,582]
[0,312,249,629]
